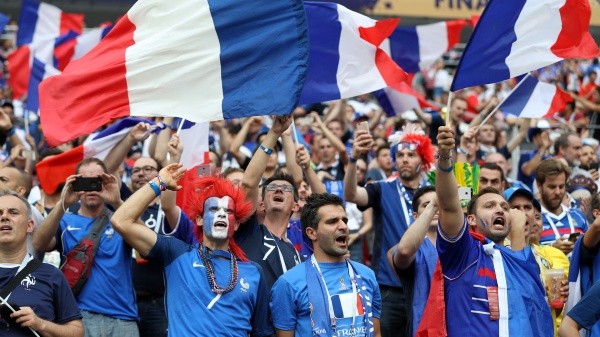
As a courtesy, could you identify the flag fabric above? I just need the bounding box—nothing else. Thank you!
[174,118,209,170]
[17,0,84,48]
[39,0,309,147]
[26,57,60,113]
[451,0,600,91]
[35,118,163,195]
[498,75,573,118]
[374,82,437,116]
[7,46,32,99]
[383,20,466,73]
[0,13,8,35]
[308,0,378,11]
[299,2,407,105]
[54,25,114,71]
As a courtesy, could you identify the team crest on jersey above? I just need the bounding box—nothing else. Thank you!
[339,277,349,290]
[240,278,250,292]
[20,274,36,290]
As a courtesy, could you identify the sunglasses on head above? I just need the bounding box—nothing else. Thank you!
[397,142,418,151]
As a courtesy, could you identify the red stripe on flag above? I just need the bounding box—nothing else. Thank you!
[203,151,210,165]
[54,39,77,71]
[59,13,84,35]
[7,46,31,99]
[359,18,408,89]
[551,0,600,58]
[40,16,136,147]
[478,267,496,280]
[446,20,466,50]
[35,145,84,195]
[356,293,365,316]
[545,86,573,118]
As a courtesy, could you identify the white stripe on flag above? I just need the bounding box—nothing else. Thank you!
[337,5,386,98]
[73,28,104,60]
[505,0,562,77]
[83,127,132,160]
[416,21,448,70]
[179,122,209,169]
[518,81,557,118]
[489,245,509,337]
[126,0,224,120]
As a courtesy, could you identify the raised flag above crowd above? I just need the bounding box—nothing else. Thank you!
[498,75,573,119]
[451,0,600,91]
[299,2,408,105]
[39,0,310,147]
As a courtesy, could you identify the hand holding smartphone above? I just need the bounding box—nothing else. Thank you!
[357,121,369,135]
[71,177,102,192]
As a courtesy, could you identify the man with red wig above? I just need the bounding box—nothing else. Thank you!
[112,163,274,337]
[344,125,435,337]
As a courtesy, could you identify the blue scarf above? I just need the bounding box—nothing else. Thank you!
[306,255,374,337]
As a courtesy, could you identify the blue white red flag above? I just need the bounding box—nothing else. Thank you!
[39,0,309,147]
[54,25,113,71]
[173,118,209,170]
[498,75,573,118]
[35,117,164,195]
[17,0,84,48]
[308,0,378,11]
[451,0,599,91]
[374,82,438,116]
[299,2,407,104]
[383,20,466,73]
[7,46,32,99]
[25,57,60,113]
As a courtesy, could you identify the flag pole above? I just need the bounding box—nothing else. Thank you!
[290,115,300,144]
[445,91,453,128]
[176,118,185,135]
[474,72,532,132]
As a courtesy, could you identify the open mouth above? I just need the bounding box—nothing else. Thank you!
[335,234,348,246]
[213,221,227,229]
[273,195,284,202]
[492,216,505,229]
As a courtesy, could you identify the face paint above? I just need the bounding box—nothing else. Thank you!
[480,218,489,229]
[203,196,236,240]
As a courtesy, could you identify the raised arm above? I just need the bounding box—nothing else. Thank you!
[521,132,552,176]
[413,106,433,126]
[436,126,464,237]
[153,117,173,167]
[583,213,600,250]
[343,129,372,206]
[160,134,184,232]
[104,122,153,174]
[282,126,303,187]
[312,112,348,164]
[112,163,186,257]
[32,175,80,252]
[295,144,325,194]
[506,118,530,153]
[388,199,438,270]
[323,99,346,125]
[241,115,292,211]
[229,117,263,165]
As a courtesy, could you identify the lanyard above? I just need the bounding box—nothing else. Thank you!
[543,210,574,240]
[396,181,417,226]
[310,255,358,337]
[0,254,32,303]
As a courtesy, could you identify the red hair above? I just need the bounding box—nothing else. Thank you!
[184,176,253,262]
[402,133,435,170]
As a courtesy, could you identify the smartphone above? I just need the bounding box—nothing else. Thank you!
[458,187,472,200]
[568,232,581,242]
[71,177,102,192]
[357,121,370,134]
[0,303,20,325]
[196,164,212,177]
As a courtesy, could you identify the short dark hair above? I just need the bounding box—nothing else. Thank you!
[261,172,299,202]
[75,158,107,174]
[221,167,244,179]
[467,186,504,216]
[413,186,436,211]
[535,158,571,185]
[300,193,344,233]
[480,162,506,183]
[376,144,390,157]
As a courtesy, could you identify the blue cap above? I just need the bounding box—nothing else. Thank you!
[503,186,541,211]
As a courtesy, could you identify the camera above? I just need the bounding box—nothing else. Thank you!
[72,177,102,192]
[0,303,20,325]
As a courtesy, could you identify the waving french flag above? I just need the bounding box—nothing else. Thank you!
[384,20,466,73]
[299,2,407,104]
[54,25,114,71]
[39,0,308,147]
[26,57,60,113]
[35,118,164,195]
[374,83,437,116]
[451,0,599,91]
[17,0,84,48]
[498,75,573,118]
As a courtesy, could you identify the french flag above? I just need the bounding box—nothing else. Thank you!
[374,82,438,116]
[25,57,60,113]
[451,0,599,91]
[383,20,466,73]
[54,25,114,71]
[7,46,32,99]
[299,2,407,105]
[35,118,163,195]
[308,0,378,11]
[0,13,8,35]
[17,0,84,47]
[498,75,573,118]
[39,0,308,147]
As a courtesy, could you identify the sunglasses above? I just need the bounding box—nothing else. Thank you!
[265,184,294,192]
[397,142,418,151]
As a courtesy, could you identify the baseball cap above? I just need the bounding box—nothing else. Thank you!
[503,186,541,211]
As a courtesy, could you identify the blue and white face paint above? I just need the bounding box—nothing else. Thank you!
[202,196,236,240]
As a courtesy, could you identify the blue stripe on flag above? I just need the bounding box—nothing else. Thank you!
[26,58,46,113]
[498,75,537,116]
[450,0,527,91]
[331,294,346,319]
[174,117,195,130]
[101,25,113,39]
[0,13,9,35]
[93,117,160,141]
[208,0,308,119]
[298,2,343,105]
[373,89,397,117]
[17,0,40,46]
[388,26,421,74]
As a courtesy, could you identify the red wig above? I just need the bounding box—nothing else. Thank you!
[401,133,436,170]
[184,176,253,262]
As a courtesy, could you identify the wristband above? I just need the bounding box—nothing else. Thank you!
[156,175,168,191]
[457,147,468,155]
[6,127,15,137]
[148,181,161,196]
[435,151,453,161]
[437,163,454,173]
[259,143,273,155]
[349,156,358,163]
